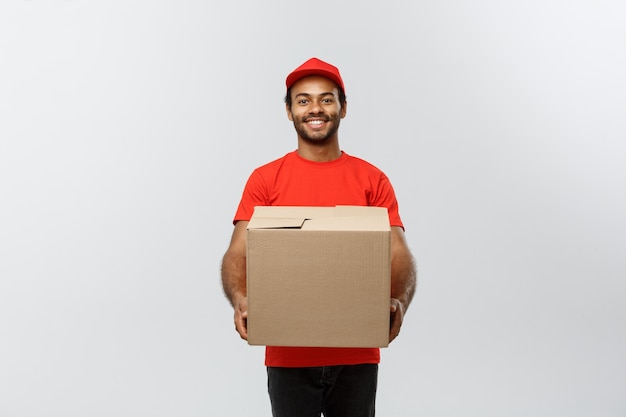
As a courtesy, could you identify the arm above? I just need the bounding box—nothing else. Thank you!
[389,226,417,343]
[221,220,249,341]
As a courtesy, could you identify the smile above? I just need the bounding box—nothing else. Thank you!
[306,119,327,127]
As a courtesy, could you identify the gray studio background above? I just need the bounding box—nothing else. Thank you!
[1,1,625,416]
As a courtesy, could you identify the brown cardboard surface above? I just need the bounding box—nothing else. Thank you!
[246,206,391,347]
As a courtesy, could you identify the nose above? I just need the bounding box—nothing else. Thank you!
[308,99,323,114]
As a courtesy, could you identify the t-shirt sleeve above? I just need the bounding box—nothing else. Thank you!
[233,169,269,223]
[374,173,404,229]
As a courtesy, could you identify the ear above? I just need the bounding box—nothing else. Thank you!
[286,103,294,121]
[340,101,347,119]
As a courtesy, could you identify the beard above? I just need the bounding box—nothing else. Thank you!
[292,114,341,145]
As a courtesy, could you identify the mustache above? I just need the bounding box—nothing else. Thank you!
[303,115,330,122]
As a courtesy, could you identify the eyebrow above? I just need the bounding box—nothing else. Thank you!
[294,92,335,99]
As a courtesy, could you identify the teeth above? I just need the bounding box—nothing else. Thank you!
[308,120,324,125]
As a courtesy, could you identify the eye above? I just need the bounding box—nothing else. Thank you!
[298,99,309,105]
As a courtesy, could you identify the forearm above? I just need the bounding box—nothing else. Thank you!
[221,250,247,307]
[391,248,416,311]
[221,244,249,340]
[221,221,249,307]
[390,227,417,311]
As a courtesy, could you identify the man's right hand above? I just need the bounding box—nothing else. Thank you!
[234,297,248,341]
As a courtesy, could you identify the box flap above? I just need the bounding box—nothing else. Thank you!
[302,216,389,231]
[248,217,306,229]
[249,206,390,231]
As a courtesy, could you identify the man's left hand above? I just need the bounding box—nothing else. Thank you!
[389,298,405,343]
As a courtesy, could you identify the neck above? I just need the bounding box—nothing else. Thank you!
[297,139,342,162]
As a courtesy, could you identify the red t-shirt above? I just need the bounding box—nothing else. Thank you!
[234,150,404,367]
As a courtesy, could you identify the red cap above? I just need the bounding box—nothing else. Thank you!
[285,57,345,93]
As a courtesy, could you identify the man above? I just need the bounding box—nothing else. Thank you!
[221,57,417,417]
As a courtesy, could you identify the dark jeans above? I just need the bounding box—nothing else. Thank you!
[267,364,378,417]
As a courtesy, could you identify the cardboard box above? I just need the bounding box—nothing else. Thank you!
[246,206,391,348]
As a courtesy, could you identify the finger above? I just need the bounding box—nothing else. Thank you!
[235,321,248,340]
[234,311,249,341]
[389,322,400,343]
[389,306,402,343]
